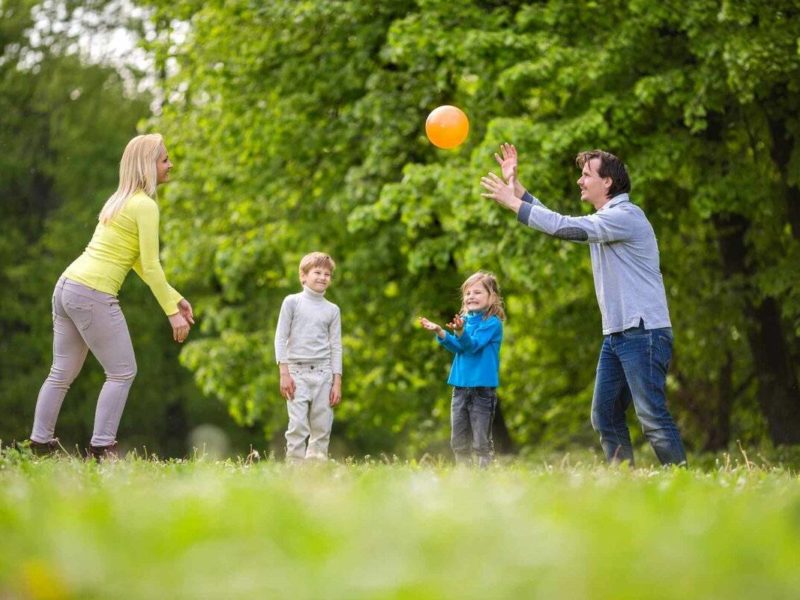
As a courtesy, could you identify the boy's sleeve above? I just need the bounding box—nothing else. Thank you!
[131,197,184,315]
[437,332,464,354]
[329,305,342,375]
[274,296,294,364]
[516,196,633,244]
[458,318,503,354]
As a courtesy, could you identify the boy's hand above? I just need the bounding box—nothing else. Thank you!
[280,372,296,401]
[447,314,464,336]
[419,316,445,339]
[329,374,342,407]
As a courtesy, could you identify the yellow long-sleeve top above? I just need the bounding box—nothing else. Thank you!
[62,191,183,315]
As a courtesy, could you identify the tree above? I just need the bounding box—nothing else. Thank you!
[0,0,241,456]
[476,0,800,448]
[144,0,800,457]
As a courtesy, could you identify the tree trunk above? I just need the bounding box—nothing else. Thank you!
[493,397,516,455]
[164,399,189,457]
[703,353,734,451]
[671,353,734,452]
[767,116,800,242]
[713,213,800,444]
[746,297,800,444]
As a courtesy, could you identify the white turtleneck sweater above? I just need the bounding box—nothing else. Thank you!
[274,286,342,374]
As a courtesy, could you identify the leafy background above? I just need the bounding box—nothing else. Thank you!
[2,0,799,459]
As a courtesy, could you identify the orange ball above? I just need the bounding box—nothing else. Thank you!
[425,105,469,149]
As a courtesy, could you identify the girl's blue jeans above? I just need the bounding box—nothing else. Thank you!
[451,386,497,467]
[591,322,687,466]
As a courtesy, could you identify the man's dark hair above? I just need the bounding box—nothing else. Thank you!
[576,150,631,198]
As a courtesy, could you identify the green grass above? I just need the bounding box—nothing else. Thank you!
[1,451,799,599]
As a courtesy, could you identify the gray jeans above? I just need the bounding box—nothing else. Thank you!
[31,278,137,447]
[451,386,497,467]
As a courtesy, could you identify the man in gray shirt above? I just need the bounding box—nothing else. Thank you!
[481,145,686,466]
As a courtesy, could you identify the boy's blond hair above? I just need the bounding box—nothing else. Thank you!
[460,271,506,320]
[298,252,336,281]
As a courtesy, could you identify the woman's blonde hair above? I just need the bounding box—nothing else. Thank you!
[99,133,165,224]
[460,271,506,320]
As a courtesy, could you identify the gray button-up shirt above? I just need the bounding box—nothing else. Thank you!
[517,192,671,335]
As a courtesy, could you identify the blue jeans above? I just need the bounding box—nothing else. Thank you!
[591,323,687,466]
[451,386,497,467]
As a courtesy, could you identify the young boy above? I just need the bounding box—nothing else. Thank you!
[274,252,342,462]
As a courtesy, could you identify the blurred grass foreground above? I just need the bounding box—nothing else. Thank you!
[1,452,799,599]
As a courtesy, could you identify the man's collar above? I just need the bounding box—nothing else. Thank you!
[598,192,629,211]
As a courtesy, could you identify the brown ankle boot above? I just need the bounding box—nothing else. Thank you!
[87,442,119,462]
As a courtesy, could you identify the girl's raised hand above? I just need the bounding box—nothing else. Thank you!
[447,313,464,336]
[419,316,445,339]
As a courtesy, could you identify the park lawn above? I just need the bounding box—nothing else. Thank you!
[0,452,798,600]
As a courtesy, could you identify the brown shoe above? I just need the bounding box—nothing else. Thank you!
[27,438,62,457]
[87,442,119,462]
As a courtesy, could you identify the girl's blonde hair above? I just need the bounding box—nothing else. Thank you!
[460,271,506,320]
[99,133,165,224]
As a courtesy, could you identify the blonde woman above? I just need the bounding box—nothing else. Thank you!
[29,134,193,460]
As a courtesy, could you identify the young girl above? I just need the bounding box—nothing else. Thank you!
[419,271,505,467]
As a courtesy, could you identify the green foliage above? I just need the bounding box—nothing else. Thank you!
[142,0,800,455]
[1,458,799,598]
[5,0,800,457]
[0,0,250,456]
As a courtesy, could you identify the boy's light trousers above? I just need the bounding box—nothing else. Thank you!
[285,363,334,460]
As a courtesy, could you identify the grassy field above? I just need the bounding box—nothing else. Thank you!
[1,450,799,600]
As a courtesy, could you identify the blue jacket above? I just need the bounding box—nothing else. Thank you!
[436,312,503,387]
